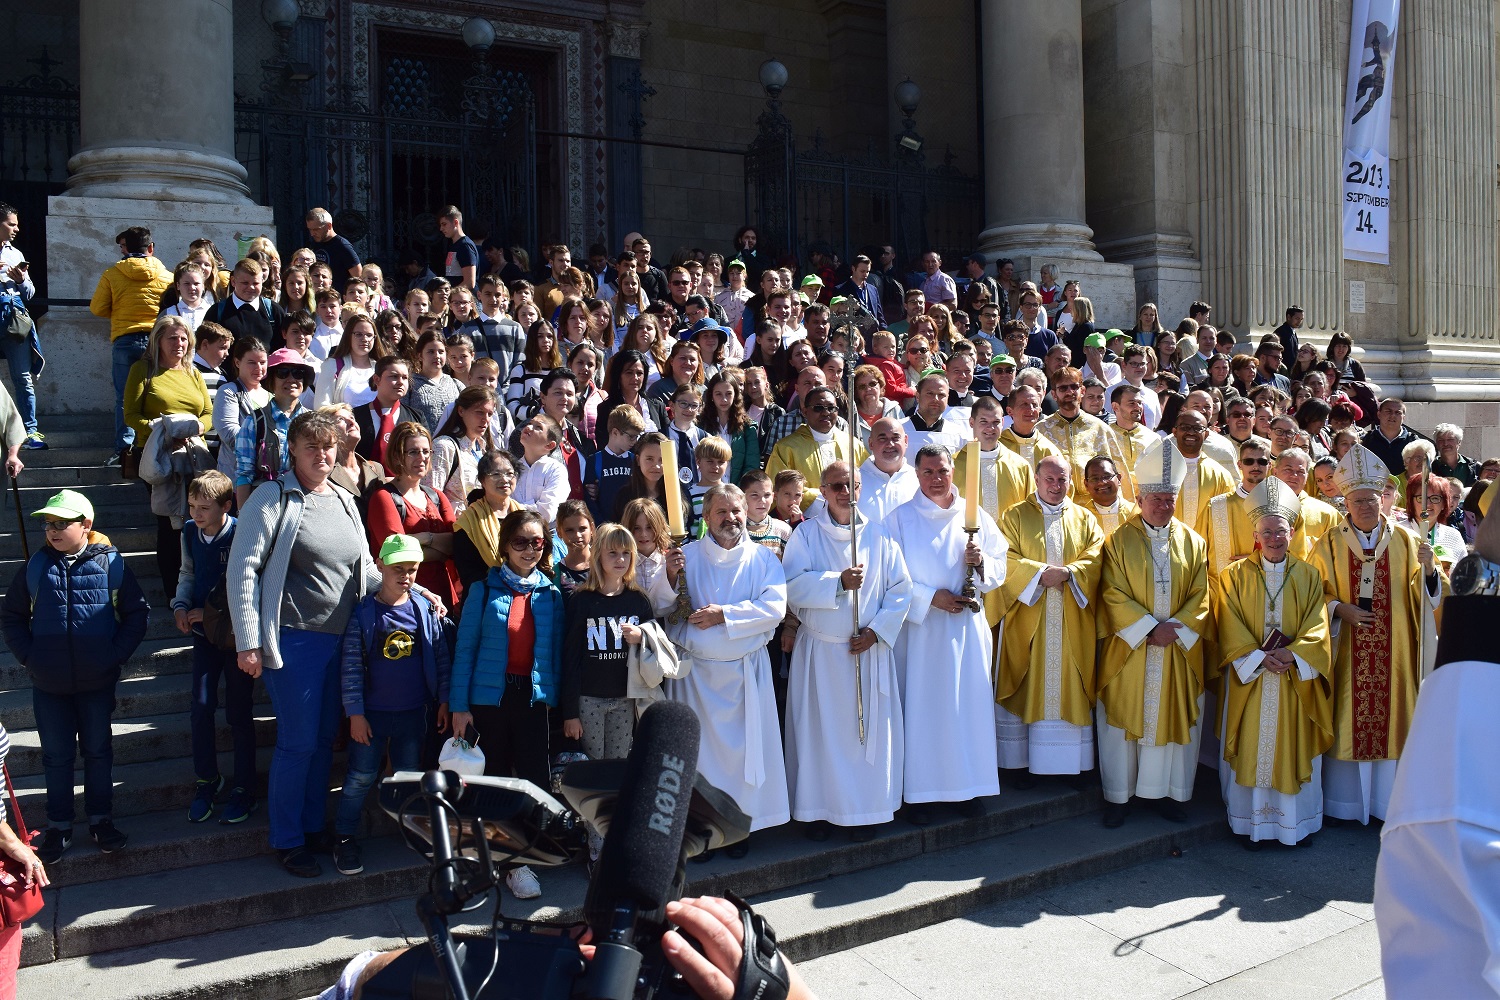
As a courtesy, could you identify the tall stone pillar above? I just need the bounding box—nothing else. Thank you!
[42,0,276,415]
[975,0,1136,326]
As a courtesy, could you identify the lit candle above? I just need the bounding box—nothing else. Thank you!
[963,439,980,530]
[660,437,686,538]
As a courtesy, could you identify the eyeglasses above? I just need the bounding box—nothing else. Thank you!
[1240,457,1270,467]
[907,347,928,355]
[508,536,548,551]
[43,518,84,531]
[824,482,854,492]
[271,366,306,380]
[808,404,839,414]
[1054,383,1081,392]
[484,471,517,483]
[670,280,689,287]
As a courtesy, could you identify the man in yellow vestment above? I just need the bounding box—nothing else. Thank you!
[998,384,1058,472]
[995,455,1105,782]
[1171,409,1236,527]
[1037,367,1125,501]
[1309,443,1442,825]
[1108,385,1157,502]
[1079,456,1139,537]
[1217,478,1334,846]
[1198,436,1273,579]
[953,395,1035,632]
[1097,436,1210,827]
[766,385,868,510]
[1271,448,1342,559]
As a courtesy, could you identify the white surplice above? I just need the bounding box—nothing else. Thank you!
[783,511,912,825]
[649,533,790,832]
[1375,659,1500,997]
[856,458,919,525]
[1220,557,1324,845]
[884,487,1004,803]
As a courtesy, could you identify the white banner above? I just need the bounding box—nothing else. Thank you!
[1343,0,1400,264]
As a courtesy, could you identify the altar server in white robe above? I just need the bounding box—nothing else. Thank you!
[884,443,1005,825]
[651,484,790,844]
[783,461,912,840]
[857,417,919,523]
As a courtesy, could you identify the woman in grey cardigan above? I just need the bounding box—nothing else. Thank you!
[227,410,446,878]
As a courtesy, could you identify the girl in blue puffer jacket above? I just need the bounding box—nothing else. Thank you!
[447,508,562,901]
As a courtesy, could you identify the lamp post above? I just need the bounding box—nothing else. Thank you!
[894,78,924,159]
[259,0,314,105]
[460,18,501,124]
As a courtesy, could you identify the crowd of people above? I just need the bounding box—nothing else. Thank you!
[0,199,1492,928]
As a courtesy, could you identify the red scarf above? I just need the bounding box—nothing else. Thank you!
[373,402,400,471]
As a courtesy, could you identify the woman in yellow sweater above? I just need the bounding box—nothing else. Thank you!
[123,314,214,589]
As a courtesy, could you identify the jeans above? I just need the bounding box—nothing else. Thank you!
[111,333,148,450]
[190,634,258,790]
[334,707,426,836]
[0,332,38,434]
[32,686,116,826]
[260,627,341,851]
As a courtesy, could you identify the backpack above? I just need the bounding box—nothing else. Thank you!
[28,549,124,613]
[250,401,288,485]
[209,296,275,329]
[379,480,443,523]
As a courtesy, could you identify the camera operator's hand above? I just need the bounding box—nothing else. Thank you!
[661,897,814,1000]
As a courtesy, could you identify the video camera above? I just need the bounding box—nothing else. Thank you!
[360,700,751,1000]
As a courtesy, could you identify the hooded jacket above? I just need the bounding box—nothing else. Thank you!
[90,255,173,340]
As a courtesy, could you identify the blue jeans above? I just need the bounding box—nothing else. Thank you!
[334,707,426,836]
[190,634,258,790]
[260,628,341,851]
[0,332,38,434]
[32,686,116,826]
[111,333,148,450]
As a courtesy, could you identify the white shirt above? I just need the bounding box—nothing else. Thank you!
[0,242,33,299]
[514,452,569,525]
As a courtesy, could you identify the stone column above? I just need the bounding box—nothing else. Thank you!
[42,0,276,416]
[975,0,1136,326]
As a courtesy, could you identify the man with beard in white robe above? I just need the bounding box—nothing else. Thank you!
[783,461,912,842]
[884,443,1005,825]
[651,484,790,854]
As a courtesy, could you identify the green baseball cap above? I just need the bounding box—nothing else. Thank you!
[990,354,1018,369]
[379,533,425,565]
[726,258,747,272]
[829,296,849,307]
[1083,332,1107,349]
[1104,328,1126,341]
[799,274,824,288]
[32,489,93,522]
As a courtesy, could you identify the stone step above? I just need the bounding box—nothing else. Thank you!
[12,783,1225,1000]
[0,634,195,691]
[0,524,156,560]
[6,708,276,777]
[33,415,115,434]
[19,464,137,489]
[19,437,117,461]
[15,480,155,513]
[0,672,250,730]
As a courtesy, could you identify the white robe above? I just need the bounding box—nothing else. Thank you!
[1375,659,1500,997]
[783,512,911,825]
[1220,558,1324,845]
[884,487,1004,803]
[856,458,919,525]
[899,417,970,466]
[649,534,790,832]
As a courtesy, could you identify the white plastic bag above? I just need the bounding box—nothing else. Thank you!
[437,736,485,776]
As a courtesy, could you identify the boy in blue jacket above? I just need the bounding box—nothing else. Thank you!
[332,534,451,877]
[0,489,149,863]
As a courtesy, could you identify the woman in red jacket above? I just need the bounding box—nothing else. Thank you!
[364,421,461,610]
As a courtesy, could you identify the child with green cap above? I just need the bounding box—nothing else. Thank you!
[0,489,150,864]
[332,533,451,876]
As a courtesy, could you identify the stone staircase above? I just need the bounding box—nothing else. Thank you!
[5,417,1232,999]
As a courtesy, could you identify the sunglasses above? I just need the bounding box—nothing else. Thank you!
[271,366,307,380]
[808,403,839,414]
[1240,457,1271,467]
[1054,383,1082,392]
[508,536,548,551]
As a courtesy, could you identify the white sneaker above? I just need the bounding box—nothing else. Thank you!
[506,865,542,900]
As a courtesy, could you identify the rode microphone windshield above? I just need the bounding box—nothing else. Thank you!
[584,699,701,932]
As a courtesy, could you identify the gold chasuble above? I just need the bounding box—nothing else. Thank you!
[1197,489,1256,578]
[1037,410,1124,501]
[1174,455,1236,528]
[765,424,869,510]
[954,444,1036,627]
[1290,494,1342,561]
[1216,552,1333,795]
[1079,498,1139,538]
[996,498,1105,727]
[1109,423,1156,501]
[1308,518,1442,763]
[998,427,1059,472]
[1098,515,1210,746]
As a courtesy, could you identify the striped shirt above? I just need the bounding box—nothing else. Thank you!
[0,724,11,825]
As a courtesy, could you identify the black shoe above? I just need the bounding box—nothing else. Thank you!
[1240,837,1263,852]
[89,819,128,853]
[333,837,364,876]
[805,821,832,842]
[726,836,751,859]
[36,828,71,865]
[850,825,875,843]
[690,849,717,864]
[1154,799,1188,823]
[906,804,933,826]
[304,830,335,855]
[1006,771,1038,791]
[1102,803,1129,828]
[955,799,985,819]
[279,846,322,877]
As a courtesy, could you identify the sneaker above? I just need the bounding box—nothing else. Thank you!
[90,819,128,853]
[103,450,123,468]
[219,787,257,825]
[279,846,321,878]
[506,865,542,900]
[333,837,364,876]
[36,828,70,865]
[19,431,46,451]
[188,775,225,823]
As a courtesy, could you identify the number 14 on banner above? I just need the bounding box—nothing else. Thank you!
[1344,148,1391,264]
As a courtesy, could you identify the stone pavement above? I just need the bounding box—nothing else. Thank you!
[798,822,1384,1000]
